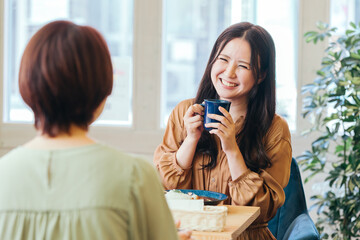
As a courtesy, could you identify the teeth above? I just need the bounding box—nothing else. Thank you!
[222,79,237,87]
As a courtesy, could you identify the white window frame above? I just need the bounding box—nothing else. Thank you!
[0,0,331,159]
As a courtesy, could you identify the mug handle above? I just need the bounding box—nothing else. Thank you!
[195,102,205,116]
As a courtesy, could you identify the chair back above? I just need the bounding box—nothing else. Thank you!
[268,158,319,240]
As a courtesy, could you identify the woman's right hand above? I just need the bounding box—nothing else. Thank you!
[178,230,192,240]
[183,104,204,142]
[175,103,204,169]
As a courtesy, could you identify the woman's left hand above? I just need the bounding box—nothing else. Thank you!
[176,220,193,240]
[205,106,238,155]
[206,107,249,179]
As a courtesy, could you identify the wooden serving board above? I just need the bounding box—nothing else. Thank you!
[191,205,260,240]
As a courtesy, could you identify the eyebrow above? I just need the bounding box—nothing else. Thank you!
[219,54,251,65]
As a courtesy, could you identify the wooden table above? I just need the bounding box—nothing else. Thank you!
[191,205,260,240]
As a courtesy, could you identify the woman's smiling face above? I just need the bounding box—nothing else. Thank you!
[210,37,255,103]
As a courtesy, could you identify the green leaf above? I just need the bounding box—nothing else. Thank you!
[322,57,335,64]
[350,22,356,29]
[301,83,317,94]
[316,70,326,77]
[350,77,360,85]
[351,175,360,188]
[302,110,311,118]
[356,219,360,228]
[304,31,318,37]
[350,52,360,60]
[335,145,344,153]
[348,178,355,192]
[316,21,329,30]
[305,35,318,43]
[346,29,355,35]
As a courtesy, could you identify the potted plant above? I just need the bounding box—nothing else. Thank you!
[298,21,360,239]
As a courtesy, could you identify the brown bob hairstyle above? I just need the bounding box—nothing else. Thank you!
[19,20,113,137]
[195,22,276,172]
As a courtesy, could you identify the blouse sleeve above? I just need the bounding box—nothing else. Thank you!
[127,159,179,240]
[153,100,193,190]
[228,115,292,223]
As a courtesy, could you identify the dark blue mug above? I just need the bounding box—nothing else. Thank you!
[201,99,231,131]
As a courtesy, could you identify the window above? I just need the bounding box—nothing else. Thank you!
[257,0,297,131]
[330,0,360,33]
[1,0,326,156]
[3,0,133,125]
[162,0,297,130]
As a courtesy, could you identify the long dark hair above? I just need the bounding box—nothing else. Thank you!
[195,22,276,172]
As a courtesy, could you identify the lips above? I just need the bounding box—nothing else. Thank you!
[220,78,238,87]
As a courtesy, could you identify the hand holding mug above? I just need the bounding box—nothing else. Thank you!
[183,103,204,142]
[202,99,238,154]
[202,99,231,131]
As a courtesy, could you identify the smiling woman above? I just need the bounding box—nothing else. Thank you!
[154,22,292,240]
[210,38,255,103]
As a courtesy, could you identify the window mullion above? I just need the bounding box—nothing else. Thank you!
[132,0,162,132]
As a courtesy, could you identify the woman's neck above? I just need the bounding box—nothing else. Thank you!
[24,125,95,149]
[228,100,248,122]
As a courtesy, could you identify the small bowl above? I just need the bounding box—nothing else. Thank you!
[166,189,228,205]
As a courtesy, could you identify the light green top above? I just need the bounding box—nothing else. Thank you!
[0,143,178,240]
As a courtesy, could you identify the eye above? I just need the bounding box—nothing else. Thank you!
[238,64,250,70]
[218,57,228,62]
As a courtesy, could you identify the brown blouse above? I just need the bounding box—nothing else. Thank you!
[154,99,292,239]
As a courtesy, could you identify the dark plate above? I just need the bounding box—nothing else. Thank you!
[166,189,228,206]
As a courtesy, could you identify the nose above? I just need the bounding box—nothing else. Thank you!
[224,63,236,78]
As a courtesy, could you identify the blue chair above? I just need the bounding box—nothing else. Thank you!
[268,158,320,240]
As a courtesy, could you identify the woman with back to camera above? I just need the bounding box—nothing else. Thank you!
[154,22,292,239]
[0,20,191,240]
